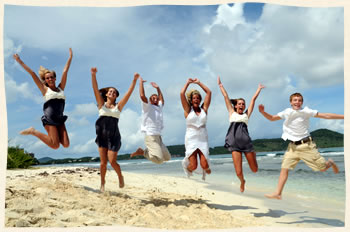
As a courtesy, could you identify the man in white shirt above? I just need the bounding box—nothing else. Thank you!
[259,92,343,200]
[130,77,171,164]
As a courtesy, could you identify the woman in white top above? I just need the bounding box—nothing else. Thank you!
[13,48,73,149]
[180,78,212,180]
[218,76,264,192]
[91,67,139,192]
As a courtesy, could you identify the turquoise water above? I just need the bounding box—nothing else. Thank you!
[41,147,345,205]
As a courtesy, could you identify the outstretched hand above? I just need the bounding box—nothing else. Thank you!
[69,48,73,58]
[139,76,147,83]
[193,78,200,84]
[13,54,21,62]
[151,82,159,88]
[258,104,265,113]
[217,76,222,86]
[134,73,140,81]
[258,84,265,90]
[187,78,194,84]
[91,67,98,74]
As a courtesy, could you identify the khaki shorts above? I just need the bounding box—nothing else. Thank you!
[144,135,171,164]
[281,141,326,171]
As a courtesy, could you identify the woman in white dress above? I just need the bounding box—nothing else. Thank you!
[180,78,212,180]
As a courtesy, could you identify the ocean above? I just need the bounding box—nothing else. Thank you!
[42,147,345,203]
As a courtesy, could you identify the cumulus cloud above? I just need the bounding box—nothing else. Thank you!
[71,139,96,154]
[5,72,43,104]
[4,4,343,159]
[4,37,22,59]
[315,119,344,134]
[68,102,98,117]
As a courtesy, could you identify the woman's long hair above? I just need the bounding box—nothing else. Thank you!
[99,87,119,103]
[230,98,245,112]
[38,66,56,87]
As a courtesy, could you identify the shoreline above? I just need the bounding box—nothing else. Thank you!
[5,166,345,229]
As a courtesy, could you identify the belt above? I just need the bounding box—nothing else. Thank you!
[291,136,312,145]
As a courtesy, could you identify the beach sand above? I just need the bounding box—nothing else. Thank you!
[4,166,340,230]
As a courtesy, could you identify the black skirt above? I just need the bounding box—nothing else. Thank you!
[95,116,121,152]
[224,122,254,153]
[41,99,68,127]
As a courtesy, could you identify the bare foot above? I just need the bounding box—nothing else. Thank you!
[100,184,105,193]
[328,159,339,174]
[240,179,246,193]
[119,176,125,188]
[264,193,282,200]
[204,168,211,174]
[20,127,35,135]
[130,148,144,158]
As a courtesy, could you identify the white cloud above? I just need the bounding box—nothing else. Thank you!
[5,71,43,104]
[315,119,344,133]
[119,108,144,152]
[71,139,96,154]
[4,37,22,59]
[68,102,98,117]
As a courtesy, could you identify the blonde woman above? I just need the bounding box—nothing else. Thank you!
[91,67,139,192]
[13,48,73,149]
[180,78,212,180]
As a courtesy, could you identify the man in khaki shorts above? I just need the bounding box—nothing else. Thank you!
[258,92,343,200]
[130,76,171,164]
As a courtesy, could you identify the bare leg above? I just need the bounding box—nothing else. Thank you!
[232,151,245,192]
[130,148,144,158]
[98,147,108,192]
[20,125,60,149]
[321,159,339,174]
[265,168,289,200]
[187,150,198,172]
[245,152,258,173]
[198,149,211,174]
[58,124,69,148]
[107,150,124,188]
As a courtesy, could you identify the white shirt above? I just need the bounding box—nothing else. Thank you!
[141,101,164,135]
[98,103,121,119]
[44,87,65,102]
[229,112,249,125]
[277,106,318,141]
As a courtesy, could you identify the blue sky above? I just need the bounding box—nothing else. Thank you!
[3,2,344,159]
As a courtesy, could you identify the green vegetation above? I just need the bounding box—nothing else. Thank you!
[7,146,39,169]
[32,128,345,165]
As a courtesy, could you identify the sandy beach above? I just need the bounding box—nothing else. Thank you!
[4,166,344,230]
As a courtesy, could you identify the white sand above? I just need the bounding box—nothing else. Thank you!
[4,166,338,229]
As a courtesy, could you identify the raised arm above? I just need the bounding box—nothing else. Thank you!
[258,104,281,121]
[193,78,211,113]
[151,82,164,105]
[139,77,148,103]
[13,54,46,95]
[246,84,265,118]
[59,48,73,90]
[117,73,139,112]
[314,112,344,120]
[91,67,104,109]
[218,76,234,115]
[180,78,193,117]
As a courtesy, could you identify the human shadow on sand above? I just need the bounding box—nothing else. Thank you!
[207,203,258,211]
[253,209,307,218]
[140,197,208,207]
[82,186,132,199]
[277,216,344,227]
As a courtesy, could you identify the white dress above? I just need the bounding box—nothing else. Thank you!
[182,108,210,180]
